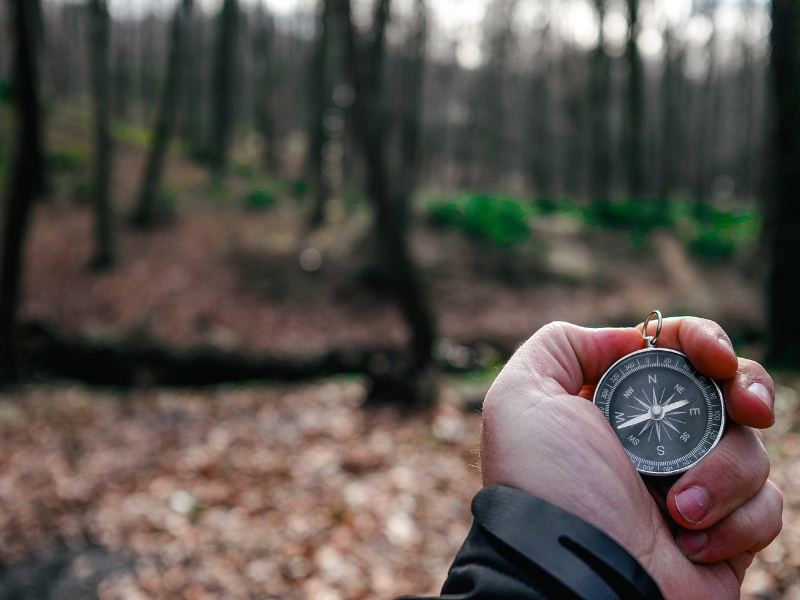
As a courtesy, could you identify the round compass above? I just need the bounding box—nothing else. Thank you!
[593,312,725,476]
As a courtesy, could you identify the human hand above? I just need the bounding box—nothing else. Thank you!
[480,318,782,600]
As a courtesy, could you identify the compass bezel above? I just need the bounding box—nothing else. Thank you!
[592,347,726,476]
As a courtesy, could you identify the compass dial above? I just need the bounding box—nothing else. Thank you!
[593,347,725,476]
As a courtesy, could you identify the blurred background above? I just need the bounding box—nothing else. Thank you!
[1,0,800,598]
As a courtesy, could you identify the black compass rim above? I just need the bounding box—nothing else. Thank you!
[592,347,726,477]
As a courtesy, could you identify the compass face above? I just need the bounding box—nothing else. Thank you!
[593,348,725,476]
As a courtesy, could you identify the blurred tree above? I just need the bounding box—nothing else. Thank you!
[589,0,611,200]
[767,0,800,366]
[181,6,206,157]
[210,0,238,181]
[0,0,47,384]
[693,3,718,203]
[398,0,427,186]
[477,0,516,186]
[658,25,682,201]
[623,0,644,197]
[131,0,194,228]
[528,20,553,197]
[346,0,437,405]
[252,2,279,173]
[308,0,332,229]
[87,0,116,269]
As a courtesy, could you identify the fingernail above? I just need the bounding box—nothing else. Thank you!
[677,530,707,557]
[748,382,773,411]
[675,486,711,523]
[719,337,736,359]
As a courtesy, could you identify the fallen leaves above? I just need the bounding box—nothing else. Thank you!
[0,379,481,599]
[1,376,798,599]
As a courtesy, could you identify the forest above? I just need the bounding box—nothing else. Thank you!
[0,0,799,597]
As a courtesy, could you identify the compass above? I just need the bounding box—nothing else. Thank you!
[593,311,725,476]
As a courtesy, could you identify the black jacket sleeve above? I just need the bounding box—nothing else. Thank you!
[395,485,665,600]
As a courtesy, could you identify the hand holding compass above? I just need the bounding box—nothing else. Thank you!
[480,315,781,600]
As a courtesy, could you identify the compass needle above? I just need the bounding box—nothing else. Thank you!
[616,413,652,429]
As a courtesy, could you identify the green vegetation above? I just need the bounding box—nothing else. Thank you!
[0,80,11,103]
[427,193,530,248]
[245,188,277,208]
[48,149,85,172]
[427,193,759,258]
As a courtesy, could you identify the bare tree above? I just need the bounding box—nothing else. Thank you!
[131,0,194,228]
[589,0,611,200]
[623,0,644,196]
[658,26,681,200]
[0,0,47,384]
[307,0,332,228]
[767,0,800,365]
[87,0,116,269]
[345,0,437,405]
[252,2,279,173]
[528,21,553,196]
[210,0,238,181]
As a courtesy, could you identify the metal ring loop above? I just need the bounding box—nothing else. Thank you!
[642,310,662,348]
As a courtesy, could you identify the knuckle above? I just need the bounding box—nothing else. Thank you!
[711,431,769,497]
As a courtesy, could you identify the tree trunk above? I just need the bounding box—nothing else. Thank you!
[181,7,205,157]
[252,3,279,174]
[131,0,193,228]
[529,25,552,197]
[624,0,644,197]
[345,0,437,405]
[767,0,800,366]
[658,28,680,201]
[210,0,238,182]
[0,0,47,384]
[307,0,332,229]
[88,0,116,269]
[590,0,611,200]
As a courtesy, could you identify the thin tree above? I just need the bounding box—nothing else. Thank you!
[589,0,611,200]
[131,0,193,228]
[767,0,800,366]
[0,0,47,384]
[307,0,332,228]
[210,0,238,182]
[658,25,681,201]
[87,0,116,269]
[252,1,279,173]
[624,0,644,197]
[528,21,553,197]
[345,0,438,405]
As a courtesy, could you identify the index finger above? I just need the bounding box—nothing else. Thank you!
[641,317,775,428]
[640,316,739,380]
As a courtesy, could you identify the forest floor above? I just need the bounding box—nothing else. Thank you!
[15,105,766,369]
[0,377,799,600]
[0,106,791,599]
